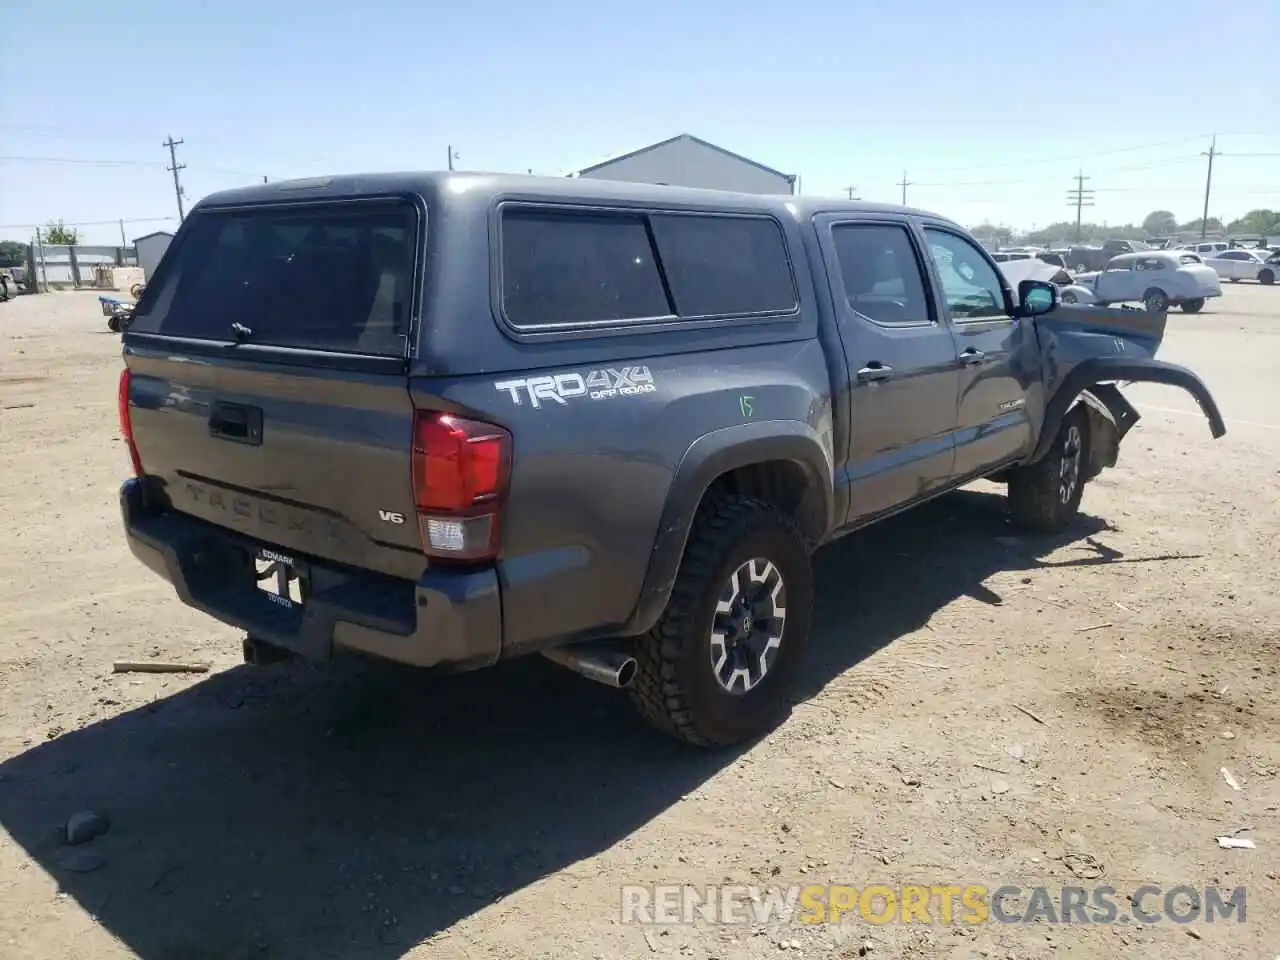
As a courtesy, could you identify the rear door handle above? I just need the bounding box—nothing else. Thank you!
[856,363,894,383]
[960,348,986,366]
[209,401,263,446]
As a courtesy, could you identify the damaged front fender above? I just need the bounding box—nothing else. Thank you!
[1027,305,1227,466]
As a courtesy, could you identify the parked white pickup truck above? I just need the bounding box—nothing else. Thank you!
[1066,251,1222,313]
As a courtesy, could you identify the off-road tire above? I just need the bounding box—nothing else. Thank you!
[1260,269,1275,285]
[1181,298,1205,314]
[1007,405,1089,534]
[629,496,813,748]
[107,315,121,333]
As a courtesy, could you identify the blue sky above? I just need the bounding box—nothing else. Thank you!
[2,0,1276,244]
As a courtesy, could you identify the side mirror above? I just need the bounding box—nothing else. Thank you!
[1016,279,1057,316]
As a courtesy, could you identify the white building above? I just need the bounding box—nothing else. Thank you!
[132,231,174,281]
[566,134,796,195]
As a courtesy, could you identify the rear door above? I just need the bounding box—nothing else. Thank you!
[122,196,426,579]
[817,215,961,524]
[920,225,1034,478]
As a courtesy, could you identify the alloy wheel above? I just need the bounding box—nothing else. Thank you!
[709,558,787,694]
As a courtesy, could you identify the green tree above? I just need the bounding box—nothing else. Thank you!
[1026,222,1143,244]
[43,220,78,245]
[1225,209,1280,236]
[1141,210,1178,236]
[1178,217,1223,236]
[970,222,1013,245]
[0,240,26,268]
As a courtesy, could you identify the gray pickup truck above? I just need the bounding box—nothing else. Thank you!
[117,173,1225,747]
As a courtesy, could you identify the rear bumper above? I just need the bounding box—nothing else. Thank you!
[120,477,502,671]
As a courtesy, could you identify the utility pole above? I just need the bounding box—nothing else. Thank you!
[897,170,912,205]
[1066,169,1095,242]
[34,226,49,293]
[118,219,127,249]
[844,185,859,200]
[447,145,458,171]
[163,136,186,220]
[1200,135,1218,239]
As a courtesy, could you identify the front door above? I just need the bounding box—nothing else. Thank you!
[1093,258,1137,304]
[819,216,961,525]
[920,226,1035,479]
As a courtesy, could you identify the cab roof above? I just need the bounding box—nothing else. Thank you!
[193,170,960,230]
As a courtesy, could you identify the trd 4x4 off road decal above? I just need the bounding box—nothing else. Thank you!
[494,366,656,408]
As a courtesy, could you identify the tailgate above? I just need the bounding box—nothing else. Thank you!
[122,196,426,580]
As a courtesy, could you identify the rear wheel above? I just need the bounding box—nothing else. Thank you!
[630,496,813,747]
[107,315,120,333]
[1181,298,1205,314]
[1260,269,1276,285]
[1007,406,1089,534]
[1060,291,1078,304]
[1143,288,1169,313]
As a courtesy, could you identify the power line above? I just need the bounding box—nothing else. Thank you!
[0,216,177,230]
[914,156,1203,189]
[0,154,164,168]
[0,154,273,180]
[163,135,187,220]
[906,131,1279,174]
[897,170,912,205]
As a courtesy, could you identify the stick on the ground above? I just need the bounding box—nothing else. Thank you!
[974,763,1010,775]
[1012,703,1049,726]
[112,661,210,675]
[1076,622,1113,633]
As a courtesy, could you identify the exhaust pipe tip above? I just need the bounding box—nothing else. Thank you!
[615,657,638,688]
[542,642,637,689]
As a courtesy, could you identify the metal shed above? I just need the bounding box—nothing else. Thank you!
[132,231,174,281]
[566,134,796,195]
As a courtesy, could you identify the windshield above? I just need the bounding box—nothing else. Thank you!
[129,199,419,356]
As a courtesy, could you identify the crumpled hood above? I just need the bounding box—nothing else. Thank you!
[998,259,1066,287]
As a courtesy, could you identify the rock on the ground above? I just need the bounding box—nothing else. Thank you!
[64,810,109,845]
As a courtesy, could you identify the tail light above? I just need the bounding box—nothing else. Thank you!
[118,368,144,476]
[411,411,511,561]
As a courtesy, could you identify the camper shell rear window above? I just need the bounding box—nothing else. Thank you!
[128,198,420,357]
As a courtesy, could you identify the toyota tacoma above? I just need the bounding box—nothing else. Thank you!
[117,173,1225,747]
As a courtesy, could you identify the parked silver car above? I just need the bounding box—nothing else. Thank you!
[1204,248,1278,285]
[1068,252,1223,313]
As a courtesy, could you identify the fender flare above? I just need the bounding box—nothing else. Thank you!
[623,420,833,636]
[1030,357,1226,464]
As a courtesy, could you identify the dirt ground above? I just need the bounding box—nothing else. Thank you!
[0,287,1277,960]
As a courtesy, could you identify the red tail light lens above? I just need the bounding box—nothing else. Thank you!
[411,412,511,560]
[118,368,144,476]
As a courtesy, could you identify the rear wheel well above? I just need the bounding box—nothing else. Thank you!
[702,460,822,547]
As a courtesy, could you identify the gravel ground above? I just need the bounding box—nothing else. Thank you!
[0,287,1277,960]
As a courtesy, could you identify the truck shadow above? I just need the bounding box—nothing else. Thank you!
[0,487,1130,959]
